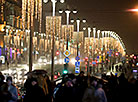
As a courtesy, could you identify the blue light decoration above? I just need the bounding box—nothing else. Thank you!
[10,48,12,59]
[92,61,96,65]
[107,51,109,54]
[5,48,7,58]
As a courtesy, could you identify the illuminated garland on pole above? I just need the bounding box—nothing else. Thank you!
[22,0,26,30]
[35,0,38,19]
[39,0,42,33]
[46,16,61,51]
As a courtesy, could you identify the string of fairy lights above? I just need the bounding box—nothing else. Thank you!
[0,0,126,74]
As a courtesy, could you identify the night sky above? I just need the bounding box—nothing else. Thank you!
[66,0,138,54]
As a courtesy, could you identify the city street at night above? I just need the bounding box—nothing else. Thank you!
[0,0,138,102]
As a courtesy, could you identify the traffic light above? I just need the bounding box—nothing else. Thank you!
[56,50,60,55]
[54,75,58,79]
[115,52,119,56]
[63,69,68,74]
[134,56,137,59]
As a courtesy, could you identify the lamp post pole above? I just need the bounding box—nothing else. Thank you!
[76,19,80,56]
[44,0,65,80]
[51,0,57,81]
[29,2,33,72]
[87,27,91,74]
[93,28,96,75]
[65,10,71,50]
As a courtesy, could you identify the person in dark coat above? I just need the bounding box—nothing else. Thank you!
[0,74,12,102]
[24,72,33,95]
[23,78,45,102]
[95,84,107,102]
[76,71,87,102]
[6,76,18,102]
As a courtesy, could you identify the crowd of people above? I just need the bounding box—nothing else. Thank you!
[0,70,138,102]
[0,72,18,102]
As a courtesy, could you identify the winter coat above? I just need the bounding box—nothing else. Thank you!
[8,85,18,102]
[82,86,97,102]
[23,84,45,102]
[95,88,107,102]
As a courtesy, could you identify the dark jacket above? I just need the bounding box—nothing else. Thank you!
[23,84,45,102]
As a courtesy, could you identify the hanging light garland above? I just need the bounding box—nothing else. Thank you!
[31,0,34,27]
[35,0,38,19]
[22,0,42,31]
[27,0,31,30]
[22,0,27,30]
[46,16,61,51]
[0,0,5,22]
[39,0,42,33]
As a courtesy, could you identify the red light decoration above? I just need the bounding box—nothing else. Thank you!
[54,75,58,79]
[134,56,137,59]
[56,50,60,55]
[115,52,119,56]
[85,62,88,65]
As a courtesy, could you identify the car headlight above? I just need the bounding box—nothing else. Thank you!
[38,59,42,63]
[43,59,47,63]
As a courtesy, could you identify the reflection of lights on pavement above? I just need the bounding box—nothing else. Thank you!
[70,58,75,64]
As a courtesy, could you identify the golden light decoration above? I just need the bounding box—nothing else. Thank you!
[39,39,44,50]
[61,25,74,42]
[46,16,61,37]
[35,0,38,19]
[16,16,20,28]
[22,0,42,30]
[39,0,42,33]
[14,36,20,47]
[31,0,35,27]
[33,37,37,46]
[22,0,26,30]
[27,0,31,30]
[20,18,23,29]
[0,0,5,22]
[45,39,48,52]
[46,16,61,50]
[72,31,84,43]
[4,35,9,45]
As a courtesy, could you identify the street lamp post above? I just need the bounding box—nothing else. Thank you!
[101,31,104,73]
[76,19,80,56]
[87,27,91,74]
[92,28,96,75]
[44,0,64,81]
[76,19,86,56]
[59,9,77,50]
[97,30,100,73]
[59,9,77,72]
[71,19,86,73]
